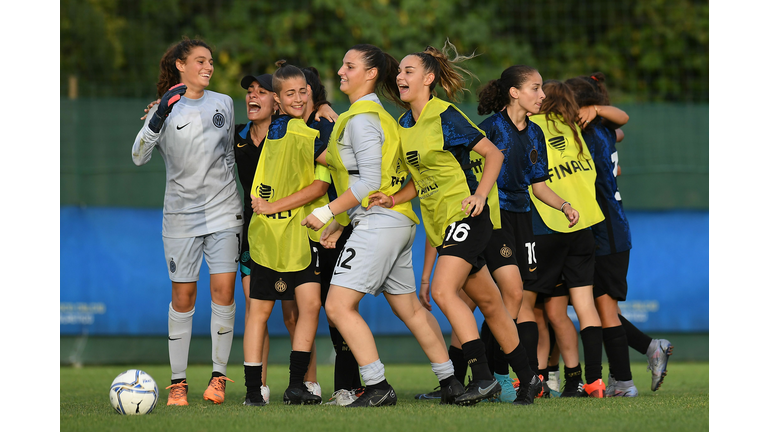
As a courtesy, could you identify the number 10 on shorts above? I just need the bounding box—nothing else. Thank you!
[525,242,537,265]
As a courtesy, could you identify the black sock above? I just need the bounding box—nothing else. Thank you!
[564,364,582,385]
[244,364,263,395]
[449,345,467,385]
[480,321,496,373]
[171,377,185,385]
[504,343,534,385]
[330,326,361,390]
[548,323,557,355]
[289,350,311,388]
[580,326,604,384]
[492,336,509,375]
[368,378,389,390]
[482,320,508,375]
[462,339,493,381]
[619,314,652,354]
[603,325,632,381]
[548,363,560,375]
[517,321,539,375]
[538,368,548,380]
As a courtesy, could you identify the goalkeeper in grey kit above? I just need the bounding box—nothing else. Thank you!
[131,37,242,407]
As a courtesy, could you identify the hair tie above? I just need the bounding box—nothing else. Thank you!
[590,75,598,82]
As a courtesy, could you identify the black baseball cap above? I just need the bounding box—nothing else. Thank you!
[240,74,273,92]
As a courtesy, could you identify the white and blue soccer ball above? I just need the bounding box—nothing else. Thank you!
[109,369,159,415]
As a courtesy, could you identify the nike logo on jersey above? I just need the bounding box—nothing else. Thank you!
[529,267,537,272]
[314,270,321,275]
[217,330,232,336]
[177,122,191,130]
[237,143,248,148]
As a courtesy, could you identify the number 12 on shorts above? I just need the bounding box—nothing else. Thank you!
[525,242,537,265]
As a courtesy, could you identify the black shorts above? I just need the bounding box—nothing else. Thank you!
[485,210,537,281]
[239,217,253,279]
[316,224,353,306]
[524,229,595,295]
[593,250,630,301]
[535,278,569,304]
[250,241,322,301]
[436,204,492,275]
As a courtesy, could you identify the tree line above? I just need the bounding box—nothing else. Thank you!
[61,0,708,103]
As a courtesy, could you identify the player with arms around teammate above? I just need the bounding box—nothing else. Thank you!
[302,44,463,407]
[241,62,331,406]
[566,72,672,395]
[132,37,241,406]
[472,65,579,401]
[521,80,606,397]
[369,41,542,406]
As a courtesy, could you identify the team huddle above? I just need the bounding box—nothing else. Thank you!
[131,36,673,408]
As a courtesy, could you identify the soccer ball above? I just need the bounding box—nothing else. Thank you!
[109,369,159,415]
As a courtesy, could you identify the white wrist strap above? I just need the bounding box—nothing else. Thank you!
[311,204,334,224]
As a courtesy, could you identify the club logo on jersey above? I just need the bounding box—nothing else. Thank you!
[405,151,420,169]
[500,245,513,258]
[548,136,567,153]
[212,112,225,128]
[529,148,538,164]
[275,278,288,293]
[169,258,176,273]
[257,184,273,200]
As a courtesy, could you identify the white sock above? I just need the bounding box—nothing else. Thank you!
[431,360,455,381]
[360,359,386,386]
[168,303,195,381]
[211,301,236,376]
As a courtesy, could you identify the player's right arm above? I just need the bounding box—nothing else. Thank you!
[132,84,187,166]
[132,105,160,166]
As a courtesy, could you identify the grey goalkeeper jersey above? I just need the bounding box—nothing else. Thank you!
[132,90,243,238]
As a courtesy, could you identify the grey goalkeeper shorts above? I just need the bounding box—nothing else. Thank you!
[329,220,416,296]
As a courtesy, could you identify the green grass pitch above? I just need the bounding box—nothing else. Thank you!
[61,362,708,432]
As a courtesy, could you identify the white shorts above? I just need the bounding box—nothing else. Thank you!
[330,221,416,296]
[162,226,240,283]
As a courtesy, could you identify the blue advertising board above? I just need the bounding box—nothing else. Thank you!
[60,206,708,337]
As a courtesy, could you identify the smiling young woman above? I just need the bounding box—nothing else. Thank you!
[302,44,462,408]
[368,41,542,406]
[462,65,580,401]
[241,62,333,407]
[132,37,241,407]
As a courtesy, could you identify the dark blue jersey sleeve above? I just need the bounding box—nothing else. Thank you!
[440,106,484,152]
[307,116,333,159]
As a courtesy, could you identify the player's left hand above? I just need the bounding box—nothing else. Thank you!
[461,193,485,217]
[578,105,597,129]
[563,204,579,228]
[366,191,392,210]
[316,104,338,123]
